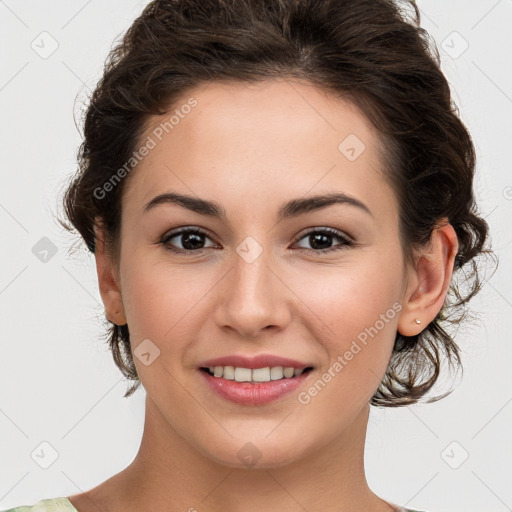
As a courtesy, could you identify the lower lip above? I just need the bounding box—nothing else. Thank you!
[199,368,313,405]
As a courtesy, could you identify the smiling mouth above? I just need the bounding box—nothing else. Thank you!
[200,366,314,383]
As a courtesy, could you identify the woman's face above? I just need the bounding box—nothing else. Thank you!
[113,79,412,467]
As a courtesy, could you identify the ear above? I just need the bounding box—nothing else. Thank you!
[93,220,127,326]
[397,219,459,336]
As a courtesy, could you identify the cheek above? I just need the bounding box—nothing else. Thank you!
[289,259,401,384]
[296,285,399,414]
[291,257,400,335]
[120,255,217,351]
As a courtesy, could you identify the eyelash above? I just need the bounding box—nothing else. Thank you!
[158,226,354,256]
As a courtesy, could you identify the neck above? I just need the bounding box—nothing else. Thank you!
[81,397,393,512]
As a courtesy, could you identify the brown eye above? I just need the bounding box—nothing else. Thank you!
[293,228,353,254]
[160,227,217,253]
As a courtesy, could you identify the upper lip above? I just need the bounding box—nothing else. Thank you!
[199,354,313,370]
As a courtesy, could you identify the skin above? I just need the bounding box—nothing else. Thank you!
[69,78,458,512]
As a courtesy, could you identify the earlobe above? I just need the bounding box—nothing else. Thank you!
[93,221,127,326]
[397,221,459,337]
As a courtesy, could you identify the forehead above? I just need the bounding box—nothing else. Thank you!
[123,79,396,224]
[142,78,380,161]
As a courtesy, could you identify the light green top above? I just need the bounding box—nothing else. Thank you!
[0,498,77,512]
[1,497,427,512]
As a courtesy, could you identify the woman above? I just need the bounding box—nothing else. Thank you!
[3,0,492,511]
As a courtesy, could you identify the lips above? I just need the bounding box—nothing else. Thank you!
[198,353,314,370]
[199,364,314,405]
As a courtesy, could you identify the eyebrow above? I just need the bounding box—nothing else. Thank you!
[143,191,373,221]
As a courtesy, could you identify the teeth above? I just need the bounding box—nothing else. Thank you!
[207,365,306,382]
[270,366,284,380]
[283,367,294,378]
[223,366,235,380]
[235,367,252,382]
[251,367,270,382]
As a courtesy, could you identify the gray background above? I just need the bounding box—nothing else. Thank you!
[0,1,511,511]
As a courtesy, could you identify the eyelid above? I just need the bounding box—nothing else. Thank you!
[160,226,219,247]
[294,226,354,244]
[291,227,354,254]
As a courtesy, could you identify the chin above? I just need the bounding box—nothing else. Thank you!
[199,437,307,470]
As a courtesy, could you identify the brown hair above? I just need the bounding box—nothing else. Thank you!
[60,0,495,405]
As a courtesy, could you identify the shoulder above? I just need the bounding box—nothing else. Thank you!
[0,497,77,512]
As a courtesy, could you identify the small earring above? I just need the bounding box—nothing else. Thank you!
[415,318,421,324]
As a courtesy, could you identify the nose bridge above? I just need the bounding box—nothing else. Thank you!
[214,236,290,336]
[233,246,271,302]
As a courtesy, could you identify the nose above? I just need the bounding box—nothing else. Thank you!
[212,246,292,339]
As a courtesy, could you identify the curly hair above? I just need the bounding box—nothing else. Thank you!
[59,0,495,405]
